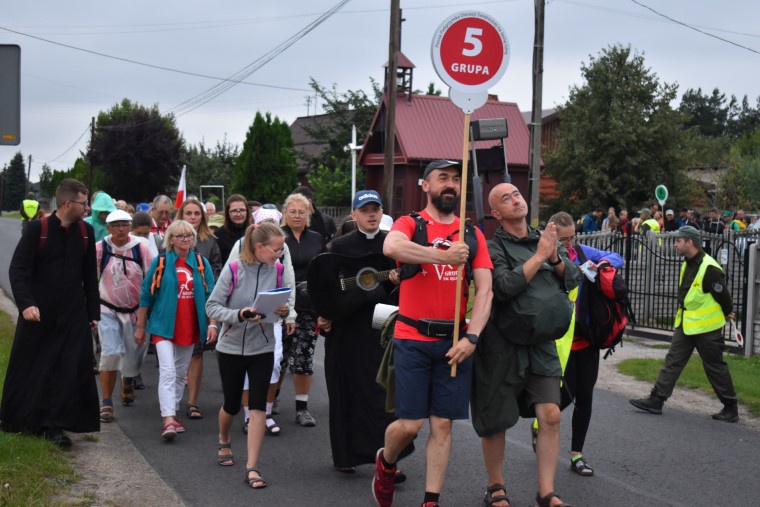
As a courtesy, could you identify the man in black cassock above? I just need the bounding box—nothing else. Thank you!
[317,190,412,473]
[1,178,100,448]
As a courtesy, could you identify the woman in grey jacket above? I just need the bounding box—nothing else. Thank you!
[206,222,290,489]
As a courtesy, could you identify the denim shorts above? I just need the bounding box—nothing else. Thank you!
[393,337,472,420]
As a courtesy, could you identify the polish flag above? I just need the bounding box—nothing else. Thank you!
[175,166,187,208]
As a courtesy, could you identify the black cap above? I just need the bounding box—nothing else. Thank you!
[422,160,459,180]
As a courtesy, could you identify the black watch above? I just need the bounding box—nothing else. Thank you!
[548,257,562,266]
[464,333,479,345]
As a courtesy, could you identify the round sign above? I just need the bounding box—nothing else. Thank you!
[431,11,510,94]
[655,184,668,206]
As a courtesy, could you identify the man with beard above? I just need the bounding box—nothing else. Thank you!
[372,160,493,507]
[316,190,413,475]
[1,179,100,448]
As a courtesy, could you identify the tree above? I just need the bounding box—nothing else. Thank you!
[679,87,729,137]
[232,112,298,204]
[90,98,185,201]
[718,127,760,208]
[307,156,363,206]
[546,45,695,215]
[3,152,27,211]
[184,137,239,200]
[38,163,54,198]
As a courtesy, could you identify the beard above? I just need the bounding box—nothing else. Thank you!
[431,190,459,213]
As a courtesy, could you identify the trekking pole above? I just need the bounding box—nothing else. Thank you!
[452,113,471,378]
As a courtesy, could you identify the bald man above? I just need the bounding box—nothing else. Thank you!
[471,183,580,507]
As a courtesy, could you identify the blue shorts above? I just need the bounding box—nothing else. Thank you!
[393,337,472,420]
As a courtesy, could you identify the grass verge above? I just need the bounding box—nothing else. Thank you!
[618,354,760,416]
[0,312,81,507]
[0,212,22,219]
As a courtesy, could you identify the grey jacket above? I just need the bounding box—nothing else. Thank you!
[206,260,279,356]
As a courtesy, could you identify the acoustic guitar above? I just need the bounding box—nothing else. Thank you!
[306,252,398,321]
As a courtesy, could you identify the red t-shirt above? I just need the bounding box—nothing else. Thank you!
[153,257,199,347]
[393,210,493,342]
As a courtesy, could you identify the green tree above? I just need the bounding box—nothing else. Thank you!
[232,112,298,204]
[38,163,54,198]
[307,156,363,206]
[90,98,185,201]
[546,45,694,214]
[718,127,760,208]
[679,87,729,137]
[3,152,27,211]
[185,137,239,199]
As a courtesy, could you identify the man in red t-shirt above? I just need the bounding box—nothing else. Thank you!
[371,160,493,507]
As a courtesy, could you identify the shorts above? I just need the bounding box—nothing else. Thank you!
[518,370,561,411]
[281,312,318,376]
[98,311,149,377]
[217,351,274,414]
[393,337,472,420]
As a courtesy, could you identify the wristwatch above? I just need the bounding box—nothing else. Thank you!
[548,257,562,266]
[464,333,479,345]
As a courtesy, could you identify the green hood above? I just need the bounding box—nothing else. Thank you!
[84,192,117,241]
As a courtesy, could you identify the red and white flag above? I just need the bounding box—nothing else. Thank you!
[175,166,187,208]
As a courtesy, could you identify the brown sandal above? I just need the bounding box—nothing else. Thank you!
[535,491,573,507]
[217,442,234,466]
[244,468,267,489]
[99,405,114,423]
[484,483,510,506]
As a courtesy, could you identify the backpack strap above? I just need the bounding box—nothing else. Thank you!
[99,240,112,277]
[196,253,208,293]
[227,260,240,299]
[150,254,166,295]
[78,220,89,251]
[276,260,284,289]
[399,211,431,281]
[38,216,49,250]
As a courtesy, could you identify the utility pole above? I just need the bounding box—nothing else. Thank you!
[382,0,401,215]
[88,117,95,191]
[26,154,32,194]
[527,0,545,228]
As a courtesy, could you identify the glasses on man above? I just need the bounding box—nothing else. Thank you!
[68,199,89,207]
[156,210,171,216]
[229,209,248,215]
[287,209,307,217]
[174,234,194,241]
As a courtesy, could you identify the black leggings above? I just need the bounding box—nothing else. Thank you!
[217,351,274,415]
[560,346,600,453]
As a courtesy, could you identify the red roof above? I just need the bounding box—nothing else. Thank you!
[366,94,530,166]
[383,51,416,69]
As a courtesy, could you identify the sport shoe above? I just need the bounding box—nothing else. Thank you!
[531,424,538,453]
[372,448,395,507]
[242,418,249,435]
[420,503,440,507]
[570,455,594,476]
[712,404,739,423]
[173,418,186,433]
[629,391,664,414]
[161,423,178,441]
[296,409,316,427]
[271,397,280,415]
[133,374,145,390]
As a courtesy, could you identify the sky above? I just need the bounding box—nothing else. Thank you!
[2,0,759,184]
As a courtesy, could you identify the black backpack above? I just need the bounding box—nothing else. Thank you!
[576,246,635,358]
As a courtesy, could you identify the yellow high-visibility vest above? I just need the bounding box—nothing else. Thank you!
[674,254,726,335]
[22,199,39,220]
[642,218,660,233]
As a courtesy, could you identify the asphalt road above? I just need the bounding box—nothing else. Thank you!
[0,217,21,302]
[1,222,760,506]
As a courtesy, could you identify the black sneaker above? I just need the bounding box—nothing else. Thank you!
[43,428,72,449]
[629,391,664,414]
[133,374,145,390]
[712,404,739,423]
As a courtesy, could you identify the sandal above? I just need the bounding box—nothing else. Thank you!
[570,455,594,476]
[99,405,114,423]
[244,468,267,489]
[265,416,281,436]
[535,491,573,507]
[484,483,510,507]
[186,405,203,419]
[217,442,234,466]
[121,379,135,407]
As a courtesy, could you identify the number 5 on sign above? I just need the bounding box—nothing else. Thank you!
[463,27,483,56]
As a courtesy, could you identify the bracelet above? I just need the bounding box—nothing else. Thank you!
[548,257,562,266]
[208,324,218,329]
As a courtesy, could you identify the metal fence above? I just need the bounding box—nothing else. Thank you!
[576,229,758,350]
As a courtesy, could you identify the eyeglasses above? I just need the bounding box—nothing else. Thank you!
[229,209,248,215]
[109,222,131,229]
[287,209,307,217]
[265,244,285,256]
[68,199,89,207]
[156,210,171,216]
[558,235,576,243]
[174,234,194,241]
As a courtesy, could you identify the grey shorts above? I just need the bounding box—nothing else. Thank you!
[520,370,561,408]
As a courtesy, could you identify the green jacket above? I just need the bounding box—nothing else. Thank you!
[84,192,116,242]
[471,226,580,437]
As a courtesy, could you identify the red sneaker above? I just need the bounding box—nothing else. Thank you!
[421,503,440,507]
[161,423,178,441]
[173,418,186,433]
[372,448,396,507]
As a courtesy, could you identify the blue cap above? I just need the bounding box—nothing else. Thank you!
[352,190,383,209]
[136,202,150,212]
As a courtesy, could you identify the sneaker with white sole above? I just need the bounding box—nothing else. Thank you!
[161,423,178,441]
[372,448,396,507]
[296,409,316,427]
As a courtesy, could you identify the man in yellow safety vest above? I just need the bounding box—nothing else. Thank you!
[629,226,739,422]
[19,192,40,233]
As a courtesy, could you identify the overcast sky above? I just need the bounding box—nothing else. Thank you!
[3,0,759,184]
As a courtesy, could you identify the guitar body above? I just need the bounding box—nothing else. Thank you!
[307,252,395,321]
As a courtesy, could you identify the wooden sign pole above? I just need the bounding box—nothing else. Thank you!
[451,112,471,377]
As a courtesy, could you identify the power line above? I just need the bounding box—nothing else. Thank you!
[629,0,760,55]
[0,25,313,92]
[38,125,90,165]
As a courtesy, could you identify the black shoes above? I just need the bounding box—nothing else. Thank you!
[629,391,665,414]
[712,404,739,423]
[42,428,72,449]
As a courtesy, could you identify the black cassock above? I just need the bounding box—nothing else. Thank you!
[1,212,100,435]
[324,229,413,467]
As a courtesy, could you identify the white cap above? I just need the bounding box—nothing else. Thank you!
[379,214,394,231]
[106,209,133,223]
[666,209,674,216]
